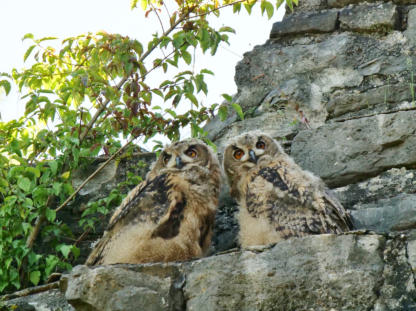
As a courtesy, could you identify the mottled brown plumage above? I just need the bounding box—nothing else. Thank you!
[223,131,352,248]
[86,138,221,265]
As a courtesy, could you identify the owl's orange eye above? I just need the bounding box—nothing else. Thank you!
[185,148,197,158]
[163,153,171,164]
[233,149,244,160]
[256,141,266,149]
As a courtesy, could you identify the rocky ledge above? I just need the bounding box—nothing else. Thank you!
[4,233,416,311]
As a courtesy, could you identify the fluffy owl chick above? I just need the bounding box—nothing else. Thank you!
[223,131,352,248]
[86,138,221,265]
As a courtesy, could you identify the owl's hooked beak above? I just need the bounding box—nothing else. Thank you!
[248,150,257,163]
[176,156,184,169]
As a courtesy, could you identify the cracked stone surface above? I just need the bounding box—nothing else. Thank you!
[54,234,415,311]
[61,264,185,311]
[291,110,416,187]
[339,2,398,32]
[270,10,339,38]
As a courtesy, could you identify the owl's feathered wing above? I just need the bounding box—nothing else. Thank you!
[242,160,352,242]
[85,173,186,265]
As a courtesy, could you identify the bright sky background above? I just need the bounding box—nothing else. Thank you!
[0,0,284,126]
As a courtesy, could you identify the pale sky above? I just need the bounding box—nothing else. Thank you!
[0,0,284,124]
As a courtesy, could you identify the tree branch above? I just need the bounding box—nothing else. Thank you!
[55,136,136,213]
[78,9,194,146]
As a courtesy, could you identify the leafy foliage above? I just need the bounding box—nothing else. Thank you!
[0,0,290,293]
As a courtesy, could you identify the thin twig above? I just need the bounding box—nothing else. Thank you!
[0,281,59,301]
[187,0,250,20]
[54,136,136,213]
[151,3,166,34]
[25,195,53,248]
[79,9,193,146]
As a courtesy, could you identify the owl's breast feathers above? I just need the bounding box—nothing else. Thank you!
[244,161,352,238]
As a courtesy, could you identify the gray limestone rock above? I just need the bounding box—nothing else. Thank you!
[404,7,416,45]
[185,234,386,311]
[71,152,155,202]
[350,194,416,232]
[328,0,378,8]
[291,110,416,187]
[59,234,416,311]
[334,167,416,209]
[270,10,339,38]
[339,2,398,33]
[3,289,74,311]
[376,236,416,310]
[62,264,185,311]
[289,0,328,12]
[327,83,414,118]
[406,230,416,273]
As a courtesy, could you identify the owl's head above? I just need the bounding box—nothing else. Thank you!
[223,131,284,190]
[148,138,220,179]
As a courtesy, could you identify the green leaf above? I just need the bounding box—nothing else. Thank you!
[32,187,49,206]
[45,255,59,276]
[222,93,233,103]
[201,69,214,75]
[38,36,57,43]
[22,33,34,41]
[185,93,198,107]
[182,50,192,65]
[52,182,62,196]
[49,160,58,175]
[18,177,32,193]
[218,105,228,121]
[0,177,8,188]
[71,245,80,259]
[57,244,72,259]
[45,208,56,222]
[219,26,236,34]
[29,271,41,286]
[231,103,245,120]
[261,1,274,19]
[200,29,210,52]
[172,32,185,49]
[28,252,42,268]
[152,89,164,98]
[130,0,138,9]
[233,2,242,13]
[0,80,11,95]
[162,62,168,73]
[165,109,177,118]
[26,167,41,178]
[9,267,20,289]
[286,0,294,11]
[244,2,254,14]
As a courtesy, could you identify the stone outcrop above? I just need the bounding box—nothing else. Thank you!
[60,234,416,311]
[4,0,416,310]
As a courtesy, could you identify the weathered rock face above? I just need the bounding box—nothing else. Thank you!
[59,234,416,311]
[3,289,74,311]
[6,0,416,310]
